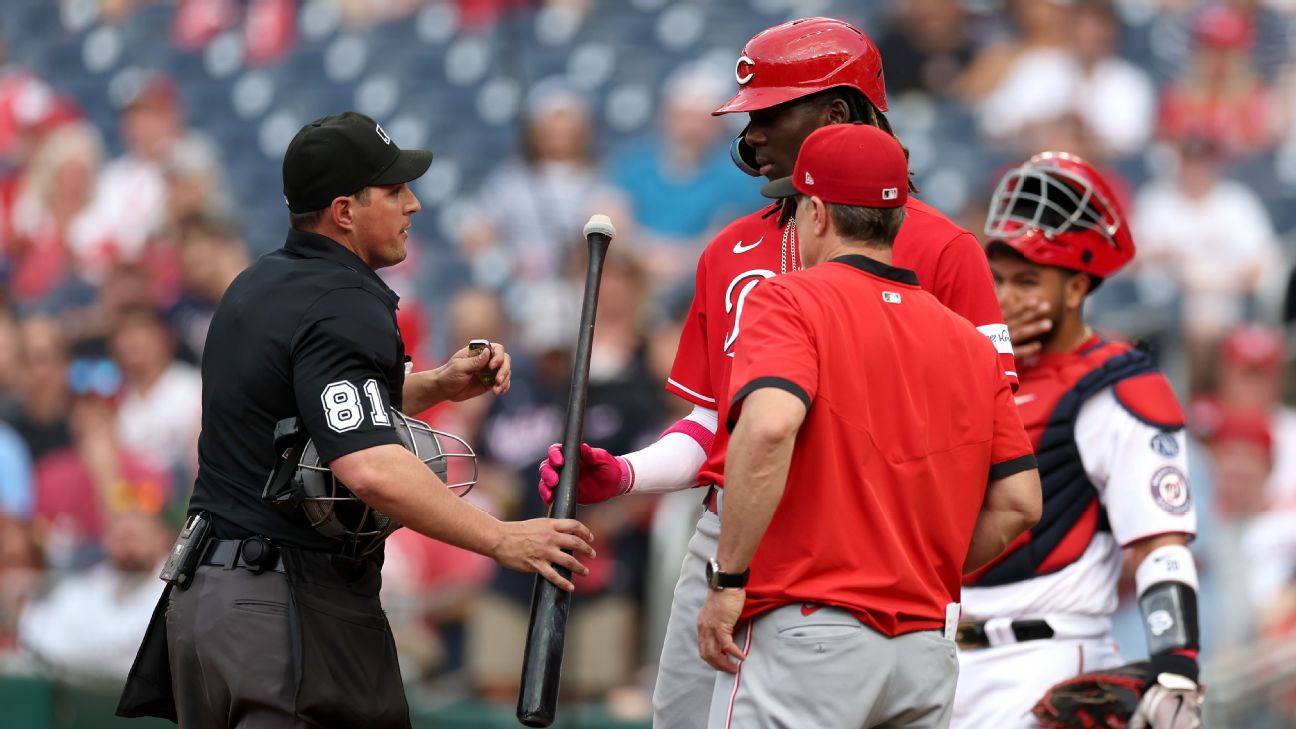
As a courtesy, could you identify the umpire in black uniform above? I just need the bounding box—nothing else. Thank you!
[118,112,595,728]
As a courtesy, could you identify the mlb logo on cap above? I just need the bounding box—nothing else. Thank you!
[760,124,909,209]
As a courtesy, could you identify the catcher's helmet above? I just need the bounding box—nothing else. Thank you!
[713,17,888,117]
[985,151,1135,281]
[294,409,477,555]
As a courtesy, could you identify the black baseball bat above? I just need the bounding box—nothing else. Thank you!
[516,214,616,727]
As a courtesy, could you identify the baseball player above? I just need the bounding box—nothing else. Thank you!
[696,122,1041,729]
[953,152,1203,729]
[537,17,1014,728]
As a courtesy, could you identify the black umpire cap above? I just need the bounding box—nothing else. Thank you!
[283,111,433,214]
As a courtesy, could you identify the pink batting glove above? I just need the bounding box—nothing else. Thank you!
[537,443,632,505]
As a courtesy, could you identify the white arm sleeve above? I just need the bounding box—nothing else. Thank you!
[622,405,717,494]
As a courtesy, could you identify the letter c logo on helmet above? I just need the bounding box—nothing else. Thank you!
[735,55,755,85]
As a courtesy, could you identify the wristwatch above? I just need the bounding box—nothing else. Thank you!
[706,558,749,590]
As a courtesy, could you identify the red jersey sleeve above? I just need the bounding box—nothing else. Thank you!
[666,253,716,407]
[988,361,1036,480]
[725,281,817,431]
[933,231,1019,389]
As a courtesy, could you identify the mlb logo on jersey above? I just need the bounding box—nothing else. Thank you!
[882,291,902,304]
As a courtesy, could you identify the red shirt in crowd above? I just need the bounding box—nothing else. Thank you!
[668,198,1014,492]
[726,254,1036,637]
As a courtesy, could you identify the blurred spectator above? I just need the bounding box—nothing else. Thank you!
[17,508,171,680]
[72,72,185,283]
[962,0,1071,103]
[33,378,172,568]
[162,136,233,232]
[8,317,72,462]
[0,72,80,250]
[874,0,976,100]
[110,304,202,479]
[1132,137,1284,389]
[1207,409,1274,519]
[0,420,33,518]
[1192,325,1296,508]
[0,71,77,169]
[456,79,605,317]
[0,306,22,416]
[1158,5,1273,157]
[974,0,1155,157]
[604,64,761,289]
[0,514,44,655]
[468,249,664,702]
[1203,408,1296,647]
[6,122,102,315]
[422,287,511,440]
[168,214,249,362]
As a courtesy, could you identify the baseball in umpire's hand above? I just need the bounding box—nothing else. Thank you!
[698,587,748,673]
[436,341,512,400]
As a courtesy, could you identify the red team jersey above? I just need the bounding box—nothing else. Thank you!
[667,198,1015,490]
[726,256,1035,635]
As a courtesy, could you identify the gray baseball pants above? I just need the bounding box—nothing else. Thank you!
[708,605,959,729]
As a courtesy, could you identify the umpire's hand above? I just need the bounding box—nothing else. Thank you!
[436,341,513,400]
[492,518,595,592]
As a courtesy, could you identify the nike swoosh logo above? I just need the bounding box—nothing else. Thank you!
[733,236,764,254]
[1014,393,1037,405]
[801,603,822,616]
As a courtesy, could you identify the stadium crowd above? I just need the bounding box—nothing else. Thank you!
[0,0,1294,721]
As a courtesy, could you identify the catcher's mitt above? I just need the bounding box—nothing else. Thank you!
[1032,661,1151,729]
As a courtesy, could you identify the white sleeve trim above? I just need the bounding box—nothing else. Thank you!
[622,405,717,494]
[666,377,717,404]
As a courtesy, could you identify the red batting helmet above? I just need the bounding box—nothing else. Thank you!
[713,17,888,116]
[985,151,1135,280]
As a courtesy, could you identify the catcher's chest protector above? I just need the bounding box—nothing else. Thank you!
[966,340,1167,587]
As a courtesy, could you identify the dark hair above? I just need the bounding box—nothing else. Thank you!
[288,187,371,230]
[828,203,906,248]
[809,87,918,194]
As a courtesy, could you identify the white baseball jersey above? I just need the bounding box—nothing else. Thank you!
[962,386,1196,623]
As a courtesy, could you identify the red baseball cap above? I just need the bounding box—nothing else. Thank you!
[1192,6,1254,50]
[1210,409,1273,462]
[1222,324,1285,370]
[761,123,908,208]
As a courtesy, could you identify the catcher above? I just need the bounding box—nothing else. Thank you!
[954,151,1203,729]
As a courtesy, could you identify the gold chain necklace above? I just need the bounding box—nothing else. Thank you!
[780,218,800,274]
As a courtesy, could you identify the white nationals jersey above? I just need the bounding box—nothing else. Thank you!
[668,199,1013,491]
[962,336,1197,621]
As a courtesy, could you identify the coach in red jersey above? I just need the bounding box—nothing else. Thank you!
[697,124,1041,729]
[537,18,1018,729]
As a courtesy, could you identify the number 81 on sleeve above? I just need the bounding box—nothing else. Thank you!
[321,379,391,432]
